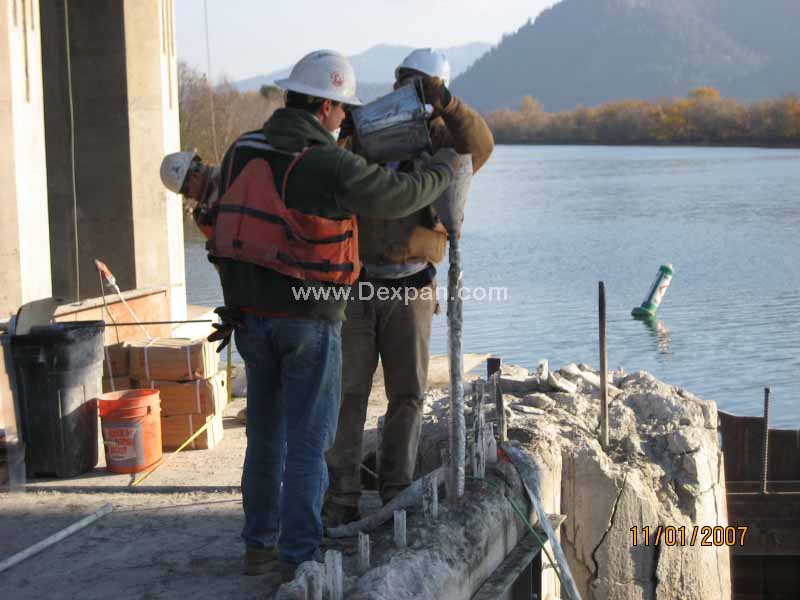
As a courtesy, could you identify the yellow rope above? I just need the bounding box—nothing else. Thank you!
[226,342,233,406]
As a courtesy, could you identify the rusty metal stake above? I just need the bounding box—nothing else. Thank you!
[762,387,771,495]
[599,282,609,450]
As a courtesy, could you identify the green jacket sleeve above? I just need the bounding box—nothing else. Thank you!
[333,150,453,219]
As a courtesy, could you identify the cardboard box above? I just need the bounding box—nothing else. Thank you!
[129,338,218,382]
[102,376,137,394]
[161,412,223,450]
[146,373,226,417]
[103,343,130,378]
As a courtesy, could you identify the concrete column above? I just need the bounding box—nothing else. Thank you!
[41,0,185,320]
[0,0,52,319]
[124,0,186,321]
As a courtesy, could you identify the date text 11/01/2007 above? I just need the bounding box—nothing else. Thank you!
[630,526,748,547]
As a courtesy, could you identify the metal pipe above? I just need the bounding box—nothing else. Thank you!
[599,282,609,450]
[447,236,466,500]
[0,503,112,573]
[762,387,770,495]
[58,319,214,327]
[358,533,371,574]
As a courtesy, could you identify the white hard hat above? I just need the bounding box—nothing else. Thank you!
[395,48,451,87]
[160,151,198,194]
[276,50,362,106]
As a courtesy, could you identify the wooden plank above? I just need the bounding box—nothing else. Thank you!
[471,533,541,600]
[732,556,800,600]
[719,411,800,482]
[728,493,800,556]
[54,288,171,344]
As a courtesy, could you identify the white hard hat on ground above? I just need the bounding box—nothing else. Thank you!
[276,50,362,106]
[160,151,198,194]
[395,48,451,86]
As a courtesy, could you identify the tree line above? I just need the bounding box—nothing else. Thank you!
[179,62,284,164]
[484,88,800,146]
[178,66,800,153]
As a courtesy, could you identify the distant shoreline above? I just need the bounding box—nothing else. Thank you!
[484,90,800,150]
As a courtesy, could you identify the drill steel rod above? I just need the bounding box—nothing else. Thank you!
[447,236,466,500]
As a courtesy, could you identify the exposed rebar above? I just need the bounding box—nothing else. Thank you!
[599,281,609,450]
[761,387,771,495]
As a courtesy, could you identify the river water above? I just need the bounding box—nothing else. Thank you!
[184,145,800,427]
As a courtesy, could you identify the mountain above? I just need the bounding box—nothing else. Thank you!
[450,0,800,112]
[234,42,491,99]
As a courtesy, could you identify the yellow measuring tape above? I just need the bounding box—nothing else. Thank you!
[131,418,213,487]
[226,342,233,405]
[132,344,234,487]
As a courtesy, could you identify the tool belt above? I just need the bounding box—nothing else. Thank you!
[381,224,447,265]
[360,266,435,291]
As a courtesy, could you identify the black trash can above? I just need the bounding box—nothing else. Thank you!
[11,321,105,478]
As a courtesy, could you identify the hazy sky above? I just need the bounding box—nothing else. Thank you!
[176,0,554,82]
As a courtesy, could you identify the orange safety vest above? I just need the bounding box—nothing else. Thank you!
[207,147,360,286]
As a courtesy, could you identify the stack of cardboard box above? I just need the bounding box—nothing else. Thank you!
[128,338,225,450]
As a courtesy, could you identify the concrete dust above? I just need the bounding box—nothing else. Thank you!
[2,354,488,599]
[0,490,273,599]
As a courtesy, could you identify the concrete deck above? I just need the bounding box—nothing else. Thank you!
[1,353,494,599]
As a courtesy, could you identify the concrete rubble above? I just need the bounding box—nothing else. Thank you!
[2,359,731,600]
[491,362,730,600]
[400,362,730,600]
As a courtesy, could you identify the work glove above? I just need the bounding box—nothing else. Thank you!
[207,306,245,353]
[419,76,453,115]
[338,110,355,143]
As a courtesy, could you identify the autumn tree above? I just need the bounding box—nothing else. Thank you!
[689,87,722,101]
[485,88,800,147]
[178,62,285,164]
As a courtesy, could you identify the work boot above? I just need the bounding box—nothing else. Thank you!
[322,501,360,528]
[242,547,278,576]
[281,550,324,583]
[280,561,298,583]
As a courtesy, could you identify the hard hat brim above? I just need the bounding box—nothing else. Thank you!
[275,78,362,106]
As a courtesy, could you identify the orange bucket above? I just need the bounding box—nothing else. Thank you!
[98,389,162,474]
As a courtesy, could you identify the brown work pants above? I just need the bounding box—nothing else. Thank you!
[326,282,436,507]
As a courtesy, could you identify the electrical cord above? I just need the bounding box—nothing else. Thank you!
[466,475,574,600]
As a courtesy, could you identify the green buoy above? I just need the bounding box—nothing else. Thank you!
[632,264,674,318]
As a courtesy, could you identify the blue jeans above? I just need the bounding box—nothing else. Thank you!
[235,314,342,564]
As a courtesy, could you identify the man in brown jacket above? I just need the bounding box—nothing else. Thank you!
[324,48,494,525]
